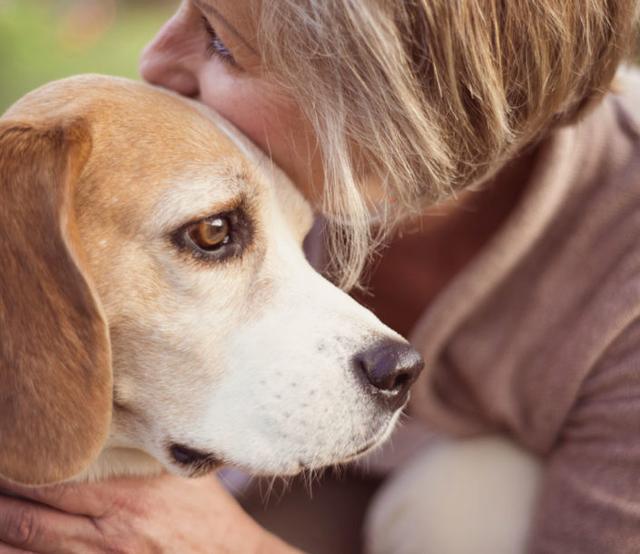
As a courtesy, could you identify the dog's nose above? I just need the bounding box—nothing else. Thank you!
[354,340,424,409]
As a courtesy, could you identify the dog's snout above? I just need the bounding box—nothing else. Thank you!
[354,340,424,408]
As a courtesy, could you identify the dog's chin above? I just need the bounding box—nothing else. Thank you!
[253,411,403,477]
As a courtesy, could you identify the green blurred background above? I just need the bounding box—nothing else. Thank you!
[1,1,638,114]
[0,0,175,112]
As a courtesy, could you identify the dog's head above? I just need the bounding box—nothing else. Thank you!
[0,76,423,485]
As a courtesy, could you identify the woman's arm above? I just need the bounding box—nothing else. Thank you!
[0,474,301,553]
[528,318,640,553]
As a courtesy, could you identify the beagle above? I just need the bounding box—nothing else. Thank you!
[0,75,423,486]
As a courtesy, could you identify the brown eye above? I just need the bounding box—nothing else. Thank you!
[187,217,231,251]
[171,206,252,264]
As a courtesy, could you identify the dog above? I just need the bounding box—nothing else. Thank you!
[0,75,423,486]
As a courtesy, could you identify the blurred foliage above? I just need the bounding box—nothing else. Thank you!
[0,0,175,112]
[1,0,638,114]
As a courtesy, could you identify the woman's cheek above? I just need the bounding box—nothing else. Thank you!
[199,66,323,199]
[200,67,278,150]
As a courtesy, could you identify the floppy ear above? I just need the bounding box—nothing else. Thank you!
[0,118,112,485]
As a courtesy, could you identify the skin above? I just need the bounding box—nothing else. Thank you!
[138,0,326,201]
[0,0,535,551]
[0,476,297,553]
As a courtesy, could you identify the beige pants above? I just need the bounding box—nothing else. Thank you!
[363,436,543,554]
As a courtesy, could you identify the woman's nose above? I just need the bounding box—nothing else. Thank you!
[139,14,200,98]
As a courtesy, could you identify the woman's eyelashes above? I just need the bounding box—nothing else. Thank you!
[201,16,237,66]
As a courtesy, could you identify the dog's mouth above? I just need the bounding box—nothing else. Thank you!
[355,439,379,456]
[339,438,383,464]
[169,444,223,477]
[295,417,401,472]
[341,413,402,464]
[293,439,384,474]
[166,410,401,477]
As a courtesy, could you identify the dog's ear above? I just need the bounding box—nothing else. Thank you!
[0,118,112,485]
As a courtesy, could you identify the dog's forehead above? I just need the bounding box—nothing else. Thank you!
[76,78,312,238]
[4,75,249,184]
[88,103,254,221]
[58,78,267,232]
[4,75,312,238]
[85,79,249,174]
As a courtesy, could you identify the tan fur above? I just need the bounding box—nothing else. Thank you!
[0,77,279,484]
[0,118,112,485]
[0,77,262,484]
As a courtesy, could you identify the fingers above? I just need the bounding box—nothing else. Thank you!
[0,544,34,554]
[0,479,114,519]
[0,494,97,553]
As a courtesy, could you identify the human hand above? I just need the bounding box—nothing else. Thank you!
[0,473,299,553]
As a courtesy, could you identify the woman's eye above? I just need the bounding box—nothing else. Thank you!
[201,16,237,66]
[186,216,231,252]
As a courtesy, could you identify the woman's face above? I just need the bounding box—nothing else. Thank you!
[140,0,323,200]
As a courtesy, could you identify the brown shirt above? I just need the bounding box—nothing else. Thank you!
[409,69,640,553]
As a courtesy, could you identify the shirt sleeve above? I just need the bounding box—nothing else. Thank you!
[528,318,640,553]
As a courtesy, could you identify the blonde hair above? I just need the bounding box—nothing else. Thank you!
[258,1,639,289]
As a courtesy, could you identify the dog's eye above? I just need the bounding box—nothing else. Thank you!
[171,207,252,263]
[187,217,230,251]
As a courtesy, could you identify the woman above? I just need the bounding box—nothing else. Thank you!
[1,1,639,552]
